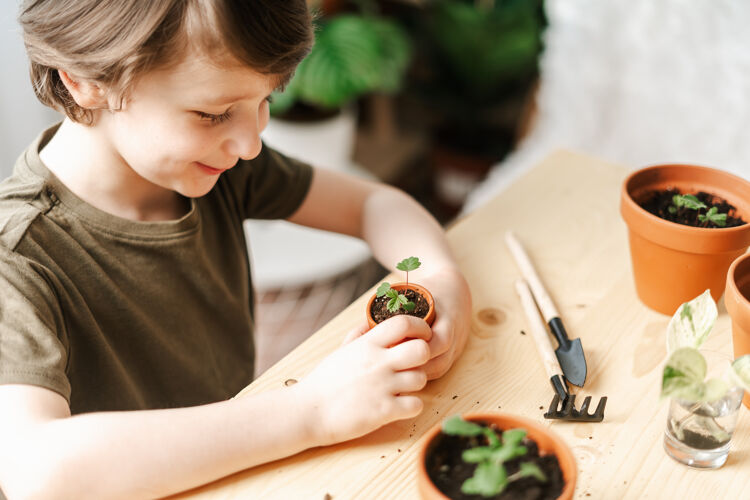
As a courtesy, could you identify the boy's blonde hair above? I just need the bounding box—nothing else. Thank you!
[20,0,314,124]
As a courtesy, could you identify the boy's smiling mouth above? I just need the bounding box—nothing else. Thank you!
[195,162,232,175]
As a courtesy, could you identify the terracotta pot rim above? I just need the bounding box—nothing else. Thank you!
[417,412,576,500]
[620,164,750,253]
[726,252,750,316]
[366,282,436,329]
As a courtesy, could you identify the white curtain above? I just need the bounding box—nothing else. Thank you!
[464,0,750,213]
[0,4,60,181]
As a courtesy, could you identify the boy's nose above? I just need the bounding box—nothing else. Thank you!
[223,116,263,160]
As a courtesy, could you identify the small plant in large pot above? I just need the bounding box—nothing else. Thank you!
[620,163,750,315]
[367,256,435,328]
[417,414,576,500]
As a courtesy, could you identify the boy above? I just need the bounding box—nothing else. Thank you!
[0,1,472,498]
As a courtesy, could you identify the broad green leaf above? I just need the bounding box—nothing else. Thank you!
[699,207,728,227]
[403,301,416,312]
[386,297,400,313]
[672,194,706,210]
[729,355,750,392]
[491,444,527,463]
[462,446,494,463]
[501,428,526,447]
[661,348,707,400]
[664,348,707,383]
[385,289,399,300]
[666,290,717,353]
[396,256,421,272]
[700,377,729,403]
[376,282,391,297]
[482,428,501,448]
[518,462,547,482]
[461,461,507,497]
[442,415,484,436]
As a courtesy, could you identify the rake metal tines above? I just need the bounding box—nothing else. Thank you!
[544,394,607,422]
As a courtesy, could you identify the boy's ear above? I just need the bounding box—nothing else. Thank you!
[58,70,109,109]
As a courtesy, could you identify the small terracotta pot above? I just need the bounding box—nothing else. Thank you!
[366,282,435,329]
[417,413,577,500]
[620,164,750,315]
[725,252,750,408]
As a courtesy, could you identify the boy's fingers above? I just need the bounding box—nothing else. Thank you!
[341,321,370,345]
[388,338,430,371]
[392,395,423,419]
[390,369,428,394]
[368,315,432,348]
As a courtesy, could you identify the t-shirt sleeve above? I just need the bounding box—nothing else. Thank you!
[221,143,313,220]
[0,247,70,401]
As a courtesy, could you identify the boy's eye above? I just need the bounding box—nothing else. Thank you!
[195,109,233,125]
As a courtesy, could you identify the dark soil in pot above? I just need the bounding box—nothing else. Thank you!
[426,422,564,500]
[639,188,746,228]
[370,288,430,324]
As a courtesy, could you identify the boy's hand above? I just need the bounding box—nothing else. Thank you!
[416,267,472,380]
[296,316,432,447]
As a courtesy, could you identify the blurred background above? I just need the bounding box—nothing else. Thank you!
[2,0,749,374]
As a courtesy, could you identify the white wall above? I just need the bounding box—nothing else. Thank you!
[0,3,60,180]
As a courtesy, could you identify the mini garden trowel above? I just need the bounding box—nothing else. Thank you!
[514,279,607,423]
[505,231,587,386]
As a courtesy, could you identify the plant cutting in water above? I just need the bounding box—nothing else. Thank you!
[376,256,421,313]
[441,415,546,497]
[661,290,750,443]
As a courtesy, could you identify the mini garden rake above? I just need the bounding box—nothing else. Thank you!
[515,280,608,423]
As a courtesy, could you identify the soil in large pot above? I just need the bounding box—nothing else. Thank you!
[425,422,564,500]
[639,188,746,228]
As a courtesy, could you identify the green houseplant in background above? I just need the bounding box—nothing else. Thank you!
[407,0,546,212]
[270,0,412,118]
[262,0,413,179]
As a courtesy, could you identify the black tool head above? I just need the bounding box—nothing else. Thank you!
[555,338,587,387]
[544,394,607,422]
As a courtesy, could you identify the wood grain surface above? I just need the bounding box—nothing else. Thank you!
[171,151,749,500]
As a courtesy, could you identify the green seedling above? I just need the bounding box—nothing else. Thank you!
[396,256,421,287]
[669,194,706,213]
[668,194,728,226]
[698,206,728,227]
[376,257,422,313]
[442,416,546,497]
[376,281,416,313]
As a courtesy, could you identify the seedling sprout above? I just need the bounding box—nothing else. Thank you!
[442,416,546,497]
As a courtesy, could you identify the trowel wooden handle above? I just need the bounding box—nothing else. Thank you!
[505,231,560,322]
[514,279,563,380]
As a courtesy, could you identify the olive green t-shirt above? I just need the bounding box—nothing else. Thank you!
[0,125,312,414]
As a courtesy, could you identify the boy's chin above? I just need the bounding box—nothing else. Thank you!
[176,179,219,199]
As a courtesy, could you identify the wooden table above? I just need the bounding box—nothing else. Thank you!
[174,151,750,499]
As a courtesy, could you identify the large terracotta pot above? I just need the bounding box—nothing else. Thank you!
[725,252,750,408]
[620,164,750,315]
[366,282,435,329]
[417,413,577,500]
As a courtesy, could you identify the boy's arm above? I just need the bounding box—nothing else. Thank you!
[287,168,473,379]
[0,317,432,499]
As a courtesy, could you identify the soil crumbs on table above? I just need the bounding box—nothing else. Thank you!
[426,423,564,500]
[370,288,430,323]
[639,188,746,228]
